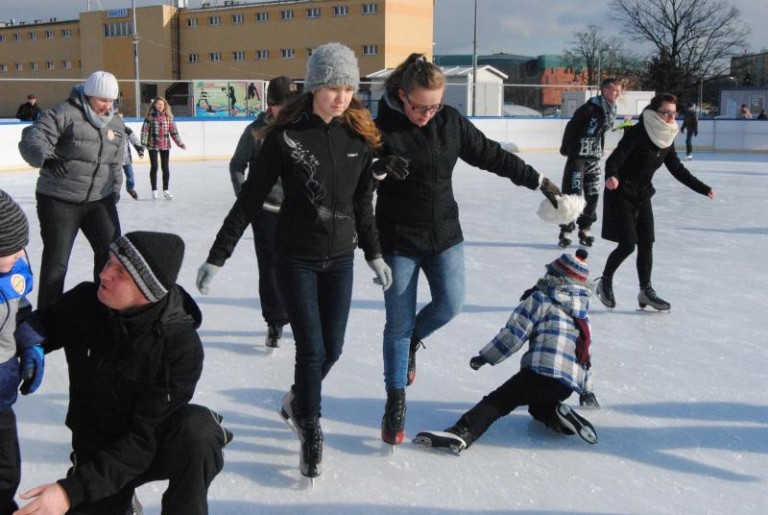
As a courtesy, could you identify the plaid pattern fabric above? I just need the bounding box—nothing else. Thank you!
[141,111,184,151]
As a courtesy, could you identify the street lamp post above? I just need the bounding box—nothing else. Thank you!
[472,0,478,116]
[132,0,140,117]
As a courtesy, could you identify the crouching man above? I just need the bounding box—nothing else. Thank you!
[14,231,231,515]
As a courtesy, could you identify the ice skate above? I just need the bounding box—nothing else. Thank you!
[265,324,283,348]
[638,284,670,311]
[127,189,138,200]
[163,190,173,200]
[299,417,323,480]
[686,154,693,161]
[578,229,595,247]
[279,389,301,437]
[595,276,616,309]
[381,388,406,446]
[412,425,474,455]
[407,338,425,386]
[151,190,158,200]
[555,402,598,444]
[558,230,572,248]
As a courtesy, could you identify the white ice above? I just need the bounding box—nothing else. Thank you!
[3,151,767,514]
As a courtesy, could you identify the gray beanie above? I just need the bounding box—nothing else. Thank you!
[0,189,29,257]
[84,71,119,100]
[305,43,359,92]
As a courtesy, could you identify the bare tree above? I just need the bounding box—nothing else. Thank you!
[563,25,642,86]
[609,0,750,96]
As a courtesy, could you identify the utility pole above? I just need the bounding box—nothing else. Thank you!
[472,0,477,116]
[132,0,140,117]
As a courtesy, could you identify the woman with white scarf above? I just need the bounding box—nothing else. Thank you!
[594,94,715,312]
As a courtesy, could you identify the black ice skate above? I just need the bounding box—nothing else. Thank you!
[578,229,595,247]
[299,417,323,480]
[407,338,425,386]
[381,388,406,445]
[413,427,470,455]
[638,285,670,311]
[555,402,598,444]
[265,323,283,348]
[558,231,572,248]
[595,276,616,309]
[279,389,302,438]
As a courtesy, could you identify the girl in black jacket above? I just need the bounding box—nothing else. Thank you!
[596,94,715,311]
[374,53,561,447]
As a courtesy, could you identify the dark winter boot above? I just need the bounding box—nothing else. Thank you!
[299,417,323,478]
[596,276,616,309]
[555,402,598,444]
[381,388,407,445]
[638,284,671,311]
[558,230,572,248]
[265,323,283,348]
[406,338,425,386]
[578,229,595,247]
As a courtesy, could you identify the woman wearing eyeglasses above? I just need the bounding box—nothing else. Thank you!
[373,53,562,446]
[595,93,715,312]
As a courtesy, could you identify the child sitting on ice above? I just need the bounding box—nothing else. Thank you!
[414,249,598,454]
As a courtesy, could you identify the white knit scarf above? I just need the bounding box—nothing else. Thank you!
[642,109,679,148]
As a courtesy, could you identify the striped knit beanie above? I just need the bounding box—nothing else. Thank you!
[0,189,29,257]
[109,231,185,302]
[546,248,589,284]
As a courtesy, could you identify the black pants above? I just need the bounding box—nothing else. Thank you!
[0,409,20,514]
[36,193,121,309]
[602,240,654,287]
[148,149,171,191]
[559,158,601,232]
[453,369,572,445]
[251,210,288,326]
[68,405,228,515]
[685,131,695,155]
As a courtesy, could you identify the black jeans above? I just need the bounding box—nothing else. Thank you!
[68,405,228,515]
[277,253,354,420]
[36,193,121,309]
[560,158,601,232]
[454,369,572,445]
[251,210,288,326]
[0,409,20,514]
[148,149,171,191]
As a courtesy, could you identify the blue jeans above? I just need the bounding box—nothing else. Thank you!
[382,242,465,391]
[36,193,121,308]
[277,253,354,419]
[122,164,135,191]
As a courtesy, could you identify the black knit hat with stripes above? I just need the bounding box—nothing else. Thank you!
[109,231,185,303]
[0,189,29,257]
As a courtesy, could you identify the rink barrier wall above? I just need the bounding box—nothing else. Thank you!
[1,117,767,172]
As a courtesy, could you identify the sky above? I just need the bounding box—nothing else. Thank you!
[3,0,767,57]
[4,144,766,513]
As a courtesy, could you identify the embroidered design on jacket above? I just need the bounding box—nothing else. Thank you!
[283,131,327,209]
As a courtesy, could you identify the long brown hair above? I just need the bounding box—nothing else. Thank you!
[259,92,381,148]
[145,96,173,121]
[385,53,445,95]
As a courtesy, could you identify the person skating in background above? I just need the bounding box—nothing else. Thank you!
[414,249,598,454]
[196,43,392,480]
[15,94,42,122]
[228,76,297,348]
[14,231,231,515]
[140,97,186,200]
[373,53,562,447]
[595,93,715,312]
[680,102,698,161]
[557,78,622,248]
[738,104,752,119]
[18,71,124,309]
[757,109,767,120]
[0,190,45,514]
[118,110,145,200]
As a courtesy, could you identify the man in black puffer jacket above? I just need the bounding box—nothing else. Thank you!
[15,232,231,515]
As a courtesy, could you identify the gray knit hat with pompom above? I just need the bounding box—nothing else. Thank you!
[305,42,359,92]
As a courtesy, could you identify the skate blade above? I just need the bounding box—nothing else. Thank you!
[637,306,671,313]
[412,434,464,456]
[556,404,598,444]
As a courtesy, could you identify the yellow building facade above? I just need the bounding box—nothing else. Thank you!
[0,0,434,117]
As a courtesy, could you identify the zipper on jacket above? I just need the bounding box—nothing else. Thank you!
[327,124,339,259]
[84,132,105,202]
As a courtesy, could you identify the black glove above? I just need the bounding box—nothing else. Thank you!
[579,392,600,409]
[43,157,68,178]
[371,155,410,181]
[135,145,145,158]
[469,355,488,370]
[540,177,561,208]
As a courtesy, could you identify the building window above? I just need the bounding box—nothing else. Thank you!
[232,50,245,61]
[208,16,221,26]
[61,29,72,38]
[44,30,54,39]
[231,14,244,24]
[103,22,134,38]
[281,10,294,20]
[256,12,268,22]
[281,48,295,59]
[307,47,314,57]
[15,63,23,71]
[13,33,22,42]
[61,60,72,69]
[0,64,7,72]
[186,18,198,27]
[30,62,39,71]
[46,61,55,70]
[28,32,38,40]
[362,44,378,56]
[209,51,222,62]
[307,7,321,18]
[188,53,199,63]
[362,3,378,14]
[0,35,5,43]
[333,6,349,16]
[256,49,269,60]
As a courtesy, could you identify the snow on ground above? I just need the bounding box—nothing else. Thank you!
[3,151,767,514]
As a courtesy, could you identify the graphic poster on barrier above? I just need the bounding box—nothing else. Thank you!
[194,80,265,117]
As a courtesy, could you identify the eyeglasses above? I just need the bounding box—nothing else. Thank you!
[405,95,444,116]
[656,110,676,118]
